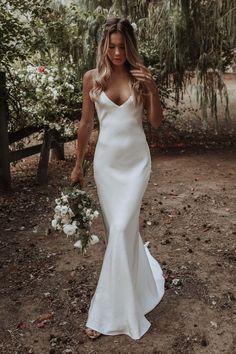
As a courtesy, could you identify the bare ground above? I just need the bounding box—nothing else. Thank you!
[0,143,235,354]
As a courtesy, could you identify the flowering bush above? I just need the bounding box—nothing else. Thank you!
[7,63,82,135]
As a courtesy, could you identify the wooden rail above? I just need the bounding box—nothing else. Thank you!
[0,71,78,190]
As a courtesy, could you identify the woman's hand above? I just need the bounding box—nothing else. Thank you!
[130,63,157,93]
[70,164,84,187]
[131,63,163,129]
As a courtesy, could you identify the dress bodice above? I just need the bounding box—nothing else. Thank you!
[94,91,144,126]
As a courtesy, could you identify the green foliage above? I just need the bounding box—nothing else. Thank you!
[7,63,82,134]
[136,0,236,128]
[2,1,108,134]
[0,0,52,68]
[75,0,236,128]
[2,0,236,134]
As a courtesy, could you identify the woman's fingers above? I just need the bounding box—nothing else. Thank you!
[131,68,152,76]
[71,177,83,188]
[131,71,153,82]
[135,63,151,73]
[70,167,84,187]
[131,69,157,91]
[131,72,152,79]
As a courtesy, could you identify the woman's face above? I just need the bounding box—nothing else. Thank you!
[107,32,127,67]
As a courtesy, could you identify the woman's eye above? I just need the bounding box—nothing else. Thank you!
[109,46,125,49]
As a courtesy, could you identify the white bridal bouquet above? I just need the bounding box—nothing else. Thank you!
[51,161,100,254]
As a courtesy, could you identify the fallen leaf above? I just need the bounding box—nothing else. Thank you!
[37,313,53,322]
[16,321,27,329]
[36,322,45,328]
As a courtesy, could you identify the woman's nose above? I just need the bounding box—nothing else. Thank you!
[115,47,120,55]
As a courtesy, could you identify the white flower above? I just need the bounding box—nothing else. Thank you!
[53,214,60,221]
[63,223,77,236]
[172,278,181,286]
[51,219,58,229]
[74,240,82,249]
[65,127,73,136]
[131,22,137,32]
[48,76,54,83]
[61,215,71,224]
[55,205,62,215]
[93,210,99,218]
[65,83,74,91]
[55,123,61,131]
[60,206,69,216]
[61,194,69,203]
[26,65,34,72]
[90,234,99,245]
[28,73,36,82]
[36,87,41,94]
[86,208,92,217]
[51,89,59,100]
[55,198,61,205]
[68,84,74,91]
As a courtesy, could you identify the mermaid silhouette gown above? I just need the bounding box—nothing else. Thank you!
[85,89,165,340]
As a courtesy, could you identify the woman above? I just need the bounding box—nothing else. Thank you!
[70,17,165,340]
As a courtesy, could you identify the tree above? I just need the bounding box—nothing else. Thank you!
[75,0,236,129]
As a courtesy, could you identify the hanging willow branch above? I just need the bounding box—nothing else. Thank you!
[72,0,236,128]
[136,0,236,129]
[4,0,236,132]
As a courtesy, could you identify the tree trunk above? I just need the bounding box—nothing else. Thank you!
[37,129,53,184]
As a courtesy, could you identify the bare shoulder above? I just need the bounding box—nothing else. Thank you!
[83,68,98,87]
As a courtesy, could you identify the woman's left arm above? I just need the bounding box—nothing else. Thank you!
[130,63,163,129]
[145,86,163,129]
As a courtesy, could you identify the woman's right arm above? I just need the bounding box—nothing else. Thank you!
[70,69,95,186]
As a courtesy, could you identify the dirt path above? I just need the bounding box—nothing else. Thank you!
[0,146,235,354]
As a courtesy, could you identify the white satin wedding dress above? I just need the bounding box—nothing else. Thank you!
[85,89,165,340]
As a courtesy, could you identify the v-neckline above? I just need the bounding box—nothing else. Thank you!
[102,91,133,108]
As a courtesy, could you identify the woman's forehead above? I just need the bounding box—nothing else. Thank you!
[109,32,125,44]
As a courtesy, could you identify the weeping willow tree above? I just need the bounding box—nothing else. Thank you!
[136,0,236,129]
[70,0,236,130]
[70,0,149,19]
[3,0,236,133]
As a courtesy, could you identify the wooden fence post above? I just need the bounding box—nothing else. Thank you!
[50,130,65,161]
[37,129,53,184]
[0,71,11,190]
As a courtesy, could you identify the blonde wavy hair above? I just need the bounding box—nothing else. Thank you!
[89,17,147,105]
